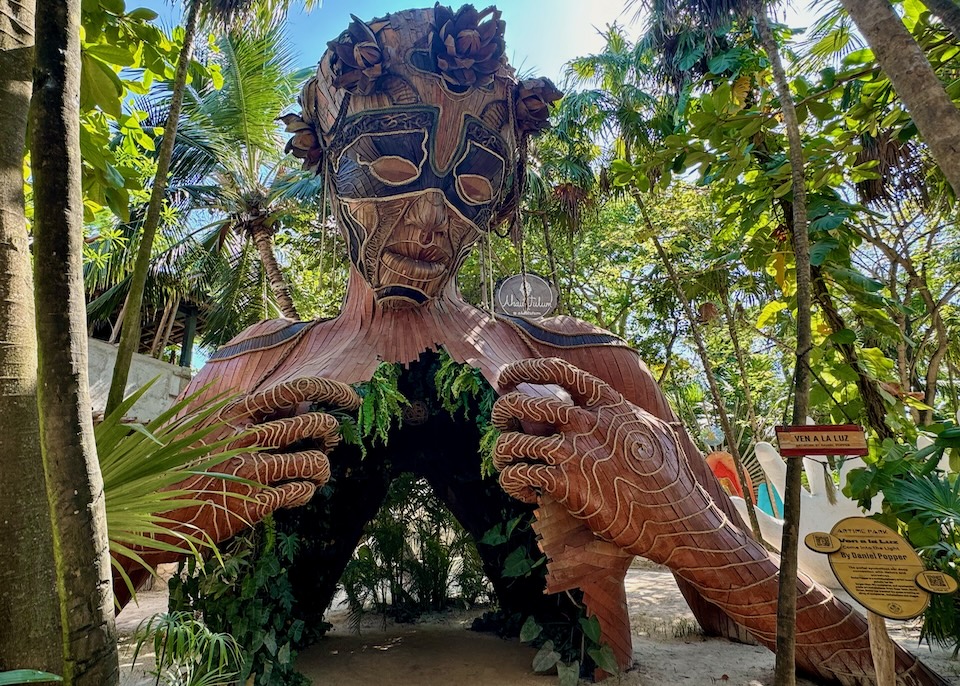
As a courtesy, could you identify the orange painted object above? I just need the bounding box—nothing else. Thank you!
[706,450,754,499]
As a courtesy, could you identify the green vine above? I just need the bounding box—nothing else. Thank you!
[335,363,410,456]
[357,363,409,447]
[434,349,500,476]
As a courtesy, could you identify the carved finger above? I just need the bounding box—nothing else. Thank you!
[493,432,566,470]
[498,463,558,504]
[235,451,331,487]
[491,392,589,431]
[497,358,622,409]
[250,481,318,520]
[222,377,361,424]
[228,412,340,452]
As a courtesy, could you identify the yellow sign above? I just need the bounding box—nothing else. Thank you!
[827,518,928,620]
[775,424,868,457]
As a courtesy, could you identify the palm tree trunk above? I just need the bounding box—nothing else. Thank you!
[31,0,119,680]
[0,0,64,675]
[106,0,200,414]
[251,226,299,319]
[839,0,960,194]
[752,7,812,685]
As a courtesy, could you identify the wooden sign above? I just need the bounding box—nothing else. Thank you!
[775,424,868,457]
[818,518,931,620]
[495,273,557,318]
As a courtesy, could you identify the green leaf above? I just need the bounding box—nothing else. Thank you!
[0,672,63,685]
[519,616,542,643]
[828,328,857,345]
[263,630,277,656]
[809,238,839,266]
[99,0,124,14]
[907,517,940,548]
[277,642,291,665]
[843,48,874,65]
[126,6,158,20]
[587,644,620,675]
[80,54,122,117]
[532,640,561,673]
[85,43,136,67]
[810,214,846,232]
[826,266,884,293]
[502,546,535,577]
[579,615,602,644]
[557,661,580,686]
[756,301,787,328]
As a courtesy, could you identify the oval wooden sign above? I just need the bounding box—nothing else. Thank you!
[828,517,929,620]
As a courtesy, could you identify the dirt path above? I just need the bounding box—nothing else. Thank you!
[117,564,960,685]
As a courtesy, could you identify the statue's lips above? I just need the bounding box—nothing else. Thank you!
[381,248,448,280]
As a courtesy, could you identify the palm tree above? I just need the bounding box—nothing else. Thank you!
[32,0,120,680]
[837,0,960,195]
[89,23,317,359]
[106,0,316,414]
[0,0,64,676]
[157,25,320,342]
[174,25,315,321]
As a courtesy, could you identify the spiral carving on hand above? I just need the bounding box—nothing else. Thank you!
[492,358,942,686]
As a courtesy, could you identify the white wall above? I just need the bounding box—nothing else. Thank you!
[87,338,192,422]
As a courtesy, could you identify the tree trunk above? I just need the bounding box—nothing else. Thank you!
[30,0,119,680]
[840,0,960,194]
[0,0,63,676]
[753,7,812,686]
[106,0,200,414]
[251,225,300,319]
[811,266,893,440]
[647,231,764,544]
[919,0,960,42]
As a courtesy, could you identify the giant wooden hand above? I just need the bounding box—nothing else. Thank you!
[493,358,946,686]
[114,377,360,607]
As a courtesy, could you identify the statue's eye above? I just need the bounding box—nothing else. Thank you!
[457,174,493,204]
[366,156,421,185]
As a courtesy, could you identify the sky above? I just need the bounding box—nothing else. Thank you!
[145,0,820,85]
[280,0,633,83]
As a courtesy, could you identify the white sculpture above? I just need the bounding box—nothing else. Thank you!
[731,441,878,589]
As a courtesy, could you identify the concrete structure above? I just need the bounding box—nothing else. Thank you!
[88,338,192,422]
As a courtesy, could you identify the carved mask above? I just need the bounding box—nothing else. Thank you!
[285,5,561,307]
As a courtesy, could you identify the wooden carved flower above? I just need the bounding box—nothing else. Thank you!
[281,112,323,173]
[328,14,386,95]
[515,77,563,134]
[431,4,506,90]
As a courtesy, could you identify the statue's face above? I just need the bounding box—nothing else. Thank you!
[328,105,510,306]
[286,7,558,307]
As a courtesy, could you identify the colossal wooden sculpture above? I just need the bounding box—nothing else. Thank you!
[119,6,947,685]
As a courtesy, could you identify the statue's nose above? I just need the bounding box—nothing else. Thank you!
[407,192,448,243]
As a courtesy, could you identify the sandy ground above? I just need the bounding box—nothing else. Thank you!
[117,562,960,686]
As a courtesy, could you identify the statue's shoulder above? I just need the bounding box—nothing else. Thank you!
[498,314,630,350]
[500,314,673,414]
[208,318,321,362]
